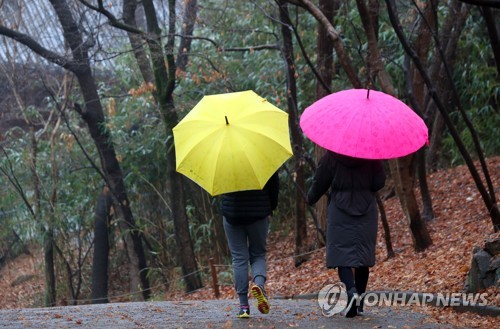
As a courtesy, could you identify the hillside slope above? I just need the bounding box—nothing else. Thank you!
[1,157,498,328]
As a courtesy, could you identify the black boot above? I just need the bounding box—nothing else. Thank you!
[345,287,358,318]
[358,301,364,315]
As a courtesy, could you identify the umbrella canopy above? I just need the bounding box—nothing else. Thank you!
[173,90,293,196]
[300,89,428,159]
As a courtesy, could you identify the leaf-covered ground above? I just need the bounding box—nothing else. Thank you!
[179,156,500,328]
[1,157,498,328]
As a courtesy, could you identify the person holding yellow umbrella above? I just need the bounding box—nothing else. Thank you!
[173,90,293,318]
[220,171,278,318]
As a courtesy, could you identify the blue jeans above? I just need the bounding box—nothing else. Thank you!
[223,217,269,296]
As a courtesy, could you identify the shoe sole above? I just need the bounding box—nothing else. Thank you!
[237,313,250,319]
[251,285,270,314]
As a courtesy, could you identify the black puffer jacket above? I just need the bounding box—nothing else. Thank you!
[221,172,279,225]
[307,152,385,215]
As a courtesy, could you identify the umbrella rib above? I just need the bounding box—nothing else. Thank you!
[236,126,292,151]
[174,90,293,195]
[337,108,363,157]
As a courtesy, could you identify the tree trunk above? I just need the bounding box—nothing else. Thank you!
[356,0,433,251]
[298,0,362,87]
[142,0,203,292]
[417,149,434,221]
[480,6,500,77]
[30,126,56,307]
[123,0,154,84]
[313,0,338,248]
[390,156,433,251]
[376,194,395,258]
[43,227,56,306]
[425,1,467,169]
[278,1,308,267]
[124,0,204,290]
[186,182,229,263]
[176,0,199,72]
[386,0,500,231]
[91,186,113,304]
[410,0,438,221]
[50,0,151,300]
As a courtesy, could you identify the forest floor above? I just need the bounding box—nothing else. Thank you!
[0,157,498,328]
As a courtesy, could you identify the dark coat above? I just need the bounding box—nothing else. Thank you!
[221,172,279,225]
[307,151,386,268]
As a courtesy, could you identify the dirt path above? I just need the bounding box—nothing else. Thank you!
[0,298,478,329]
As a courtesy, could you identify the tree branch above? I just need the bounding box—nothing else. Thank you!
[385,0,500,229]
[78,0,146,36]
[0,25,78,72]
[297,0,362,87]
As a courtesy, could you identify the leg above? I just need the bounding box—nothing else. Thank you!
[223,218,250,306]
[337,266,357,318]
[337,266,355,290]
[354,266,369,295]
[355,266,369,314]
[247,217,270,314]
[247,217,269,287]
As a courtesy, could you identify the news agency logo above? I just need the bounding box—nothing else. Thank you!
[317,283,349,316]
[317,283,489,317]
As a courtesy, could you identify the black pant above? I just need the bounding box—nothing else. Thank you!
[337,266,369,295]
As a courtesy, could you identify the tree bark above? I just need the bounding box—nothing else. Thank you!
[176,0,199,72]
[31,126,56,306]
[391,156,433,251]
[78,0,203,293]
[123,0,155,84]
[480,6,500,77]
[91,186,113,304]
[186,182,229,263]
[297,0,362,87]
[278,1,308,267]
[417,149,434,221]
[377,194,395,258]
[410,0,438,221]
[386,0,500,231]
[142,0,202,291]
[357,0,433,251]
[425,1,467,169]
[312,0,338,248]
[50,0,151,299]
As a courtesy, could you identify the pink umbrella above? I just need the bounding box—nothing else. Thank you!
[299,89,428,159]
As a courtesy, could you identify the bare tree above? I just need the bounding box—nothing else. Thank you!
[77,0,203,291]
[0,0,152,300]
[385,0,500,230]
[311,0,339,247]
[277,0,309,266]
[0,57,59,305]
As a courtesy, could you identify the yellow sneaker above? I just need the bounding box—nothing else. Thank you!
[251,284,270,314]
[237,306,250,318]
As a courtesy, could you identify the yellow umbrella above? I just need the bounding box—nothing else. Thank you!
[173,90,293,196]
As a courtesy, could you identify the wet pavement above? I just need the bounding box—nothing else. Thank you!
[0,298,479,328]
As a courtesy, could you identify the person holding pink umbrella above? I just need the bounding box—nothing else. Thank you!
[307,151,385,317]
[301,89,427,317]
[308,152,386,317]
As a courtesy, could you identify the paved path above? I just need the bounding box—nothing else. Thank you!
[0,299,476,328]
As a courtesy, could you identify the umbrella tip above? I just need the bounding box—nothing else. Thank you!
[366,88,370,99]
[225,115,229,125]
